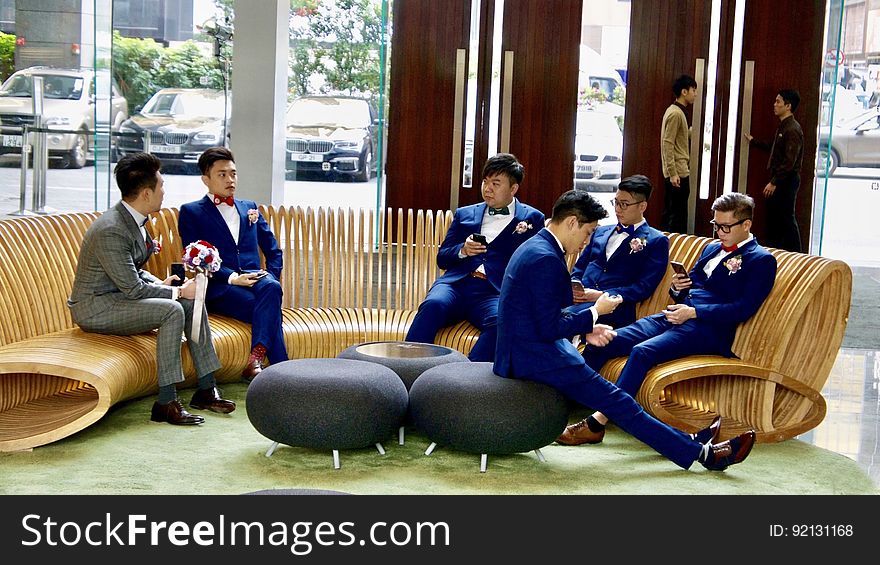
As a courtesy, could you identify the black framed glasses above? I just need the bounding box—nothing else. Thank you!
[710,218,748,234]
[611,198,645,210]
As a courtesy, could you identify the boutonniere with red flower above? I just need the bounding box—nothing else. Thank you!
[513,221,533,235]
[629,237,647,254]
[724,255,742,275]
[152,238,162,255]
[247,208,260,226]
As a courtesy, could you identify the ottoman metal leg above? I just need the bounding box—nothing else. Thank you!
[534,448,546,463]
[399,426,405,445]
[480,453,488,473]
[333,449,341,470]
[424,442,437,456]
[375,443,386,455]
[265,441,279,458]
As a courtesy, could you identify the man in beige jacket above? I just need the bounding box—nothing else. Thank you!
[660,74,697,234]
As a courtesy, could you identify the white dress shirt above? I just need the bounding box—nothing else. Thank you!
[703,234,754,276]
[121,200,178,300]
[605,218,646,259]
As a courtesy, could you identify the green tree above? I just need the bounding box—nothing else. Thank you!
[0,32,17,82]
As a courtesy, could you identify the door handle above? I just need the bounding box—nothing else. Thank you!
[688,58,706,234]
[737,60,755,194]
[449,48,467,211]
[500,50,514,154]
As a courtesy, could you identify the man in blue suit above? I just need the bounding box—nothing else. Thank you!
[568,174,668,329]
[178,147,287,382]
[495,190,756,471]
[405,153,544,361]
[561,192,777,445]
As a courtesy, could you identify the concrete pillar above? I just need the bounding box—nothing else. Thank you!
[229,0,288,206]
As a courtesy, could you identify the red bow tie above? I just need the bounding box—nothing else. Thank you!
[213,195,235,206]
[721,243,738,253]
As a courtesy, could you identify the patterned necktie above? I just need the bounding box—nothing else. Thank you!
[213,194,235,206]
[488,207,509,216]
[615,223,635,236]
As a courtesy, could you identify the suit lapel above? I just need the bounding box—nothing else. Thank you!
[200,195,238,248]
[115,201,149,264]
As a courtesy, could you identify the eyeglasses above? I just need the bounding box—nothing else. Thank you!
[611,198,645,210]
[710,218,748,234]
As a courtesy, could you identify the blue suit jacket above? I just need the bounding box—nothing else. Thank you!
[570,222,669,325]
[673,238,777,352]
[494,229,597,378]
[178,195,283,301]
[434,200,545,293]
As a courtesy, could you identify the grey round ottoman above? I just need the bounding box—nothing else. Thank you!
[409,362,569,472]
[246,358,408,469]
[338,341,469,445]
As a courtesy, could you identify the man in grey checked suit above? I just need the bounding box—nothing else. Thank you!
[68,152,235,425]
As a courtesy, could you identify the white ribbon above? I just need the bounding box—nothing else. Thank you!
[191,272,208,343]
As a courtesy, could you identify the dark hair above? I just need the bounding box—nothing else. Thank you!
[482,153,524,186]
[551,190,608,225]
[198,146,235,175]
[114,152,162,200]
[617,174,653,201]
[778,89,800,112]
[711,192,754,220]
[673,74,697,97]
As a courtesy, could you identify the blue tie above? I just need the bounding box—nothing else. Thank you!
[616,223,635,236]
[488,207,509,216]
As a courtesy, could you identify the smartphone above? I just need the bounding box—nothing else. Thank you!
[170,262,185,287]
[471,233,488,246]
[251,271,268,280]
[670,261,688,276]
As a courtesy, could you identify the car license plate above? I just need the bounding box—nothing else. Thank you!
[576,163,592,173]
[290,153,323,163]
[151,144,182,155]
[2,134,23,147]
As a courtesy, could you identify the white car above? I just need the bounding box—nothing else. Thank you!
[0,66,128,168]
[573,109,622,192]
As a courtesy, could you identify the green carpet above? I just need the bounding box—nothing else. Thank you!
[0,383,875,495]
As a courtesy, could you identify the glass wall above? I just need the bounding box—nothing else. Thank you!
[813,0,880,267]
[573,0,630,223]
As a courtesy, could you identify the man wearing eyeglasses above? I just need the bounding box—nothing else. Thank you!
[558,192,777,446]
[405,153,544,361]
[567,175,669,330]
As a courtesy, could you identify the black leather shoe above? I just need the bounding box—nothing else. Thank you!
[691,416,722,445]
[189,387,236,414]
[151,400,205,425]
[241,359,263,383]
[701,430,756,471]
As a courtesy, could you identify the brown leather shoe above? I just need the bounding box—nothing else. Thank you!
[151,399,205,425]
[189,387,236,414]
[701,430,756,471]
[556,418,605,445]
[690,415,722,444]
[240,359,263,383]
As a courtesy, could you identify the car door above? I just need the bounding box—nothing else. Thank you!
[848,113,880,166]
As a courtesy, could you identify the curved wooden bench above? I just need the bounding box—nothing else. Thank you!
[598,233,851,443]
[0,207,478,452]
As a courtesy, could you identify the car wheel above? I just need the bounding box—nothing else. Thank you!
[63,133,88,169]
[356,147,372,182]
[816,147,839,177]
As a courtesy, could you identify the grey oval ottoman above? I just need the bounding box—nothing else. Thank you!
[246,358,408,469]
[409,362,569,472]
[338,341,469,445]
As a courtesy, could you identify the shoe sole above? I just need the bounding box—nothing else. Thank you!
[149,417,204,425]
[189,404,236,414]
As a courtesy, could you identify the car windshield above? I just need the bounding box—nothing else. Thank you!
[142,91,229,118]
[286,98,371,129]
[0,74,85,99]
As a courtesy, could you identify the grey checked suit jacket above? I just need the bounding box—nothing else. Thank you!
[68,201,172,323]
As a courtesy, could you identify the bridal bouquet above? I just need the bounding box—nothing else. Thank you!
[182,240,222,342]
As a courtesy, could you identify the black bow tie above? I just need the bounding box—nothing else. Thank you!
[488,207,510,216]
[615,223,635,236]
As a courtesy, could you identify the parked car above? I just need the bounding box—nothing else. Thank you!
[116,88,231,172]
[573,109,623,192]
[0,66,128,168]
[285,95,379,182]
[817,106,880,176]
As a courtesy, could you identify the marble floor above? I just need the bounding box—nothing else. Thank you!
[798,348,880,487]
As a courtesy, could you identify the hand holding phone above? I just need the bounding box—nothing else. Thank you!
[471,233,488,246]
[670,261,688,276]
[252,271,268,280]
[170,263,185,287]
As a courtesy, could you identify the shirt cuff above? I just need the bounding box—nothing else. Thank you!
[170,286,179,301]
[458,249,466,259]
[228,272,238,285]
[588,306,599,324]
